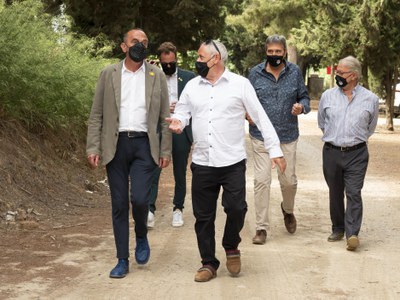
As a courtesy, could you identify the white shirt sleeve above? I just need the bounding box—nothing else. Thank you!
[242,79,283,158]
[171,85,192,131]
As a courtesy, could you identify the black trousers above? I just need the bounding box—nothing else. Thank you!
[149,132,191,213]
[322,143,369,238]
[106,135,157,259]
[191,159,247,270]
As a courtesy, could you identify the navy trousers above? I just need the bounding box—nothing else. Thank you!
[322,144,369,238]
[106,135,157,259]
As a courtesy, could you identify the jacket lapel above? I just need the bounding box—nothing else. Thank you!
[144,61,155,110]
[177,68,184,97]
[112,61,123,112]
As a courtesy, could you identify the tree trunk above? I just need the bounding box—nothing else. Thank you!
[362,63,369,89]
[385,68,394,131]
[330,64,335,88]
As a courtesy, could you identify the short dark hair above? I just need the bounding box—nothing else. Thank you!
[157,42,177,58]
[265,34,287,51]
[122,28,145,43]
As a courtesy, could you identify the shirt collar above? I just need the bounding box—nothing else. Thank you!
[339,83,361,96]
[262,60,288,74]
[199,68,230,85]
[122,59,146,74]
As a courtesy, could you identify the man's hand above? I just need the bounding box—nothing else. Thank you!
[87,154,100,169]
[166,117,183,134]
[245,112,255,126]
[271,157,286,173]
[159,157,170,168]
[291,103,303,115]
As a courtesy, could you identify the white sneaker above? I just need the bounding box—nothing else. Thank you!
[172,209,184,227]
[147,211,155,229]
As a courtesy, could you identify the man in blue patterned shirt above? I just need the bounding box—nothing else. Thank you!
[247,34,310,244]
[318,56,379,251]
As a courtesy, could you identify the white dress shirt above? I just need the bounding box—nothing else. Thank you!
[119,60,147,132]
[166,71,178,104]
[173,69,283,167]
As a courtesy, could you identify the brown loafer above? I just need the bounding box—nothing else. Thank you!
[281,202,297,234]
[226,249,241,276]
[346,235,360,251]
[252,230,267,244]
[194,265,217,282]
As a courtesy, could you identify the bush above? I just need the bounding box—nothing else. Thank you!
[0,0,114,138]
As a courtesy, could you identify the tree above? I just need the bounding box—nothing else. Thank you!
[42,0,243,59]
[224,0,309,75]
[292,0,400,130]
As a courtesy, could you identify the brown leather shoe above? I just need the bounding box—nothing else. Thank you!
[281,202,297,233]
[346,235,360,251]
[252,230,267,244]
[225,249,241,276]
[194,265,217,282]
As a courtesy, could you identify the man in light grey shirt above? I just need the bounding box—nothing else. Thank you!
[318,55,379,251]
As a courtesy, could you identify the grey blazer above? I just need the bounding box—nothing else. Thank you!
[86,60,172,165]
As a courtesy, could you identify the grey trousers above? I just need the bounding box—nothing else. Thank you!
[322,143,369,238]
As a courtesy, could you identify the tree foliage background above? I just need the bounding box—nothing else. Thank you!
[0,0,113,139]
[1,0,400,133]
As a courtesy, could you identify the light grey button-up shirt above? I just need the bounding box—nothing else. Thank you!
[318,84,379,147]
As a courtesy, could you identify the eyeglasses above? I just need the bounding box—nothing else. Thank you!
[335,70,352,76]
[204,39,221,57]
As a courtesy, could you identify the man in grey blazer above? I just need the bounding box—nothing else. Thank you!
[86,28,172,278]
[148,42,196,228]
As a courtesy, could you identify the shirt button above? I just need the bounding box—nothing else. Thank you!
[210,109,212,111]
[209,121,211,123]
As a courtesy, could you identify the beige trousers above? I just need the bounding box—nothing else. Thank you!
[250,136,298,231]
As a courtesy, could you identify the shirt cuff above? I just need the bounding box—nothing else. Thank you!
[268,146,284,159]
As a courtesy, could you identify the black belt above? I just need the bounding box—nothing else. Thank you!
[119,131,148,138]
[325,142,366,152]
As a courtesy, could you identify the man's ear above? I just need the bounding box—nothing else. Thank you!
[120,42,128,53]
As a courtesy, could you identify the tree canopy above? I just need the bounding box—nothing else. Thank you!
[2,0,400,131]
[42,0,245,57]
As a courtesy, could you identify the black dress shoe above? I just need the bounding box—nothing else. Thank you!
[327,232,344,242]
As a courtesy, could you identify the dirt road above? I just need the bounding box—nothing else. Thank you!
[1,112,400,299]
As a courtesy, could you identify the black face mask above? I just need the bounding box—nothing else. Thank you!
[195,56,215,78]
[267,55,284,67]
[128,42,147,62]
[335,75,348,88]
[161,62,177,76]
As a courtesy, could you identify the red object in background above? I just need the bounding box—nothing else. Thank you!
[326,66,337,75]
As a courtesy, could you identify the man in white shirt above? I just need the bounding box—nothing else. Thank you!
[167,39,286,282]
[86,29,171,278]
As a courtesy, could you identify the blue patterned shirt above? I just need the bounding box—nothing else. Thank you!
[318,84,379,147]
[248,61,310,143]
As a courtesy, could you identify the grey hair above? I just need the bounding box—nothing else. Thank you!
[338,56,362,79]
[203,40,228,64]
[265,34,287,51]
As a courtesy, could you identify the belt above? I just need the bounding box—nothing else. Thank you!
[119,131,148,138]
[325,142,366,152]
